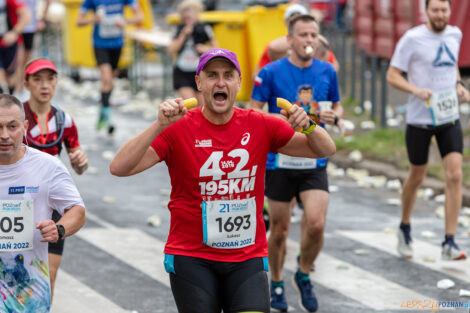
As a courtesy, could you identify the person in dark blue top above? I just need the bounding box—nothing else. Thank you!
[250,14,343,313]
[76,0,142,134]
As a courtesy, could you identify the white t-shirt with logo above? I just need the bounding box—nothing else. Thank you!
[0,146,84,313]
[390,24,462,125]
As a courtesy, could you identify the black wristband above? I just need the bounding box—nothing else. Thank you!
[334,115,339,126]
[457,80,465,87]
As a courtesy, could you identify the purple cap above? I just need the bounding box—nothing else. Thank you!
[196,48,241,76]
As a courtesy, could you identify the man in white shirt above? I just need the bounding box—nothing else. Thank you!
[387,0,470,261]
[0,94,86,312]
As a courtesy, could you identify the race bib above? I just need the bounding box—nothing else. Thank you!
[429,87,459,126]
[99,14,123,38]
[0,200,34,251]
[176,44,199,72]
[277,154,318,169]
[202,198,256,249]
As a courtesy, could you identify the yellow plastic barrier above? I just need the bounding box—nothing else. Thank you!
[61,0,154,68]
[166,4,290,101]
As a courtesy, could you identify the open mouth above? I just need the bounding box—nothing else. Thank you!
[213,92,228,103]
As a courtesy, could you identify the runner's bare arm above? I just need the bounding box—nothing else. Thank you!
[277,99,335,158]
[387,66,431,101]
[278,123,336,159]
[110,98,190,176]
[249,99,265,112]
[67,147,89,175]
[76,9,100,26]
[56,205,86,238]
[36,205,85,242]
[167,24,194,57]
[1,6,31,46]
[267,36,289,62]
[456,64,470,102]
[195,37,219,55]
[126,3,144,25]
[249,99,287,120]
[13,6,31,33]
[320,101,343,126]
[36,0,51,31]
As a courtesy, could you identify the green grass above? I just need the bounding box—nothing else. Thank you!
[335,128,470,186]
[335,128,406,164]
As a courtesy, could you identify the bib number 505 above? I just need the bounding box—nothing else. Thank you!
[1,217,24,233]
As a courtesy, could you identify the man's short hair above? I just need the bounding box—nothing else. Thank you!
[288,14,317,36]
[298,84,313,93]
[0,94,25,121]
[425,0,451,8]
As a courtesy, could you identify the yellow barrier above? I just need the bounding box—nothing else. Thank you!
[61,0,154,68]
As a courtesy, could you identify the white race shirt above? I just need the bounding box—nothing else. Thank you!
[390,24,462,125]
[0,146,84,313]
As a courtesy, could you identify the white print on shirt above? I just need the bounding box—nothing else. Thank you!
[241,133,250,145]
[199,148,257,197]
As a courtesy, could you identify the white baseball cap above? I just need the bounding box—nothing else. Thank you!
[284,3,308,20]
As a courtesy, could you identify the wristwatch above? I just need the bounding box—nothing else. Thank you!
[56,224,65,240]
[301,119,316,135]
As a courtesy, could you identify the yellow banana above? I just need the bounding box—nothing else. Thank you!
[276,97,303,132]
[183,98,198,109]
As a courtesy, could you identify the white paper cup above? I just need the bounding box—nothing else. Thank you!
[318,101,332,112]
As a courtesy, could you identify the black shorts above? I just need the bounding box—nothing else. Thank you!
[265,168,329,202]
[93,47,122,70]
[48,210,65,255]
[0,44,18,74]
[22,32,35,51]
[165,254,270,313]
[173,67,197,91]
[406,121,463,165]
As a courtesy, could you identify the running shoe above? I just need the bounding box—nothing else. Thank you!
[292,271,318,312]
[442,239,467,261]
[270,282,288,312]
[107,124,115,135]
[397,226,413,259]
[96,118,107,131]
[96,117,115,135]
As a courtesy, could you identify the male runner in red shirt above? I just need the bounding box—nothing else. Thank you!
[110,48,335,313]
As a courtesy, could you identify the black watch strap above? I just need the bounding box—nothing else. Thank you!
[457,80,465,87]
[56,224,65,239]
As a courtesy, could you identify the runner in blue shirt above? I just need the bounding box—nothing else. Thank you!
[76,0,142,134]
[250,14,343,313]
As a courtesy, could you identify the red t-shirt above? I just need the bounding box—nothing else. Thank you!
[328,50,336,65]
[151,107,295,262]
[0,0,25,47]
[23,102,80,156]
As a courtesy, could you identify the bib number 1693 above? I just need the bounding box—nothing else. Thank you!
[216,214,251,233]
